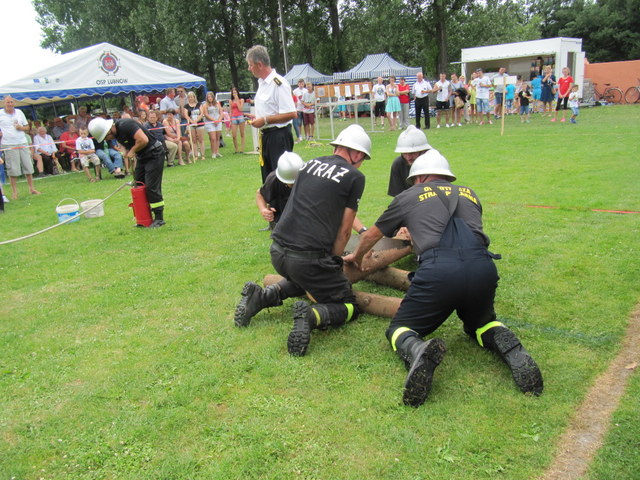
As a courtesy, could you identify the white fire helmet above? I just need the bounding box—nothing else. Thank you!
[329,124,371,159]
[88,117,114,143]
[395,125,431,153]
[407,149,456,182]
[276,151,305,184]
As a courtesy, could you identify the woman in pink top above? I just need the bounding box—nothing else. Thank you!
[398,77,411,128]
[229,87,246,153]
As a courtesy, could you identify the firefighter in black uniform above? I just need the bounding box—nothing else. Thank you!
[89,117,166,227]
[387,125,432,197]
[256,151,304,230]
[235,125,371,356]
[345,150,543,406]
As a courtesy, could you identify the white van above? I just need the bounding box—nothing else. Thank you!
[216,91,255,114]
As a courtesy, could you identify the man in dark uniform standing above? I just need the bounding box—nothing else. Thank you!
[246,45,297,182]
[235,125,371,356]
[89,116,166,227]
[345,150,543,406]
[256,151,304,230]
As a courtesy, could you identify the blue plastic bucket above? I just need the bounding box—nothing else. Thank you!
[56,198,80,223]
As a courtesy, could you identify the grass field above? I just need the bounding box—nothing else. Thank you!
[1,105,639,479]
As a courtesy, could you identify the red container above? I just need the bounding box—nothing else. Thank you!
[128,181,153,227]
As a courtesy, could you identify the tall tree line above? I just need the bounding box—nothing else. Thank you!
[34,0,639,91]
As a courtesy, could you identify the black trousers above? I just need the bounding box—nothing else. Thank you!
[414,97,430,129]
[40,154,56,175]
[260,126,294,183]
[387,247,498,340]
[135,144,165,207]
[270,243,356,305]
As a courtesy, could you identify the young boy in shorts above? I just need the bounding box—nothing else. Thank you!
[569,85,580,124]
[518,84,532,123]
[76,127,102,182]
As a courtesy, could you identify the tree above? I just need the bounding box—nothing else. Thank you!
[530,0,640,62]
[33,0,640,91]
[559,0,640,61]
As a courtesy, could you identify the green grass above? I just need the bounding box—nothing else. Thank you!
[1,105,639,479]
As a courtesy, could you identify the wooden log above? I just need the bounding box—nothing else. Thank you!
[365,267,411,291]
[262,274,401,318]
[343,245,413,283]
[353,290,401,318]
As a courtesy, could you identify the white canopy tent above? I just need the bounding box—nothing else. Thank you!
[284,63,333,86]
[333,53,422,81]
[0,42,206,107]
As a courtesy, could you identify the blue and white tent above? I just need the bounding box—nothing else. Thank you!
[0,42,206,106]
[333,53,422,81]
[284,63,333,86]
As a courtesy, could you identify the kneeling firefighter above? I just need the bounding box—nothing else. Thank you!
[234,125,371,357]
[345,150,543,406]
[89,117,166,228]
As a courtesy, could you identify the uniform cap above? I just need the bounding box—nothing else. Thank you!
[276,151,305,184]
[329,124,371,159]
[395,125,431,153]
[407,149,456,182]
[88,117,114,143]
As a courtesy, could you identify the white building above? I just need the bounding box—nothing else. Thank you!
[461,37,585,93]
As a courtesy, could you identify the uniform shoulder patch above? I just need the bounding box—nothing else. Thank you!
[274,77,282,86]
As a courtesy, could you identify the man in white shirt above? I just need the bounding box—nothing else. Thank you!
[33,126,60,176]
[371,77,387,128]
[0,96,41,199]
[246,45,297,182]
[159,88,179,116]
[412,72,432,129]
[292,79,307,143]
[432,73,452,128]
[472,68,493,125]
[492,67,508,118]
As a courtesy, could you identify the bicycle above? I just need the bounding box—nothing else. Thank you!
[624,78,640,104]
[592,82,625,104]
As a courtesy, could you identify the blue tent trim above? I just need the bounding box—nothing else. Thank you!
[6,82,206,102]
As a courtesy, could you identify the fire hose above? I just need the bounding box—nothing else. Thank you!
[0,181,133,245]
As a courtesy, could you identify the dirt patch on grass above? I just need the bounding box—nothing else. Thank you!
[540,304,640,480]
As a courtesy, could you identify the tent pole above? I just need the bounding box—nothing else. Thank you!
[278,0,288,72]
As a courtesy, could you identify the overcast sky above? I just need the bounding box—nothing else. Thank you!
[0,0,62,85]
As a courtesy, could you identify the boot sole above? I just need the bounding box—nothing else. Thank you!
[403,338,447,407]
[287,301,311,356]
[493,328,544,395]
[234,282,260,327]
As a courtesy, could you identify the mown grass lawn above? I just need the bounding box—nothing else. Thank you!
[1,105,639,479]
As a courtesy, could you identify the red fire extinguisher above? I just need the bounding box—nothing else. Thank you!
[129,181,153,227]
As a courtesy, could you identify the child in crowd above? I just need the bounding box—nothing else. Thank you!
[505,82,516,114]
[75,127,102,182]
[569,85,580,124]
[531,74,542,113]
[518,84,532,123]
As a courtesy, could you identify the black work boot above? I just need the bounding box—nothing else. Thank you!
[287,301,315,356]
[287,301,357,357]
[481,325,543,396]
[397,336,447,407]
[234,282,282,327]
[150,207,165,228]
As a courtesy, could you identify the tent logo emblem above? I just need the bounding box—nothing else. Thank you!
[99,51,121,75]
